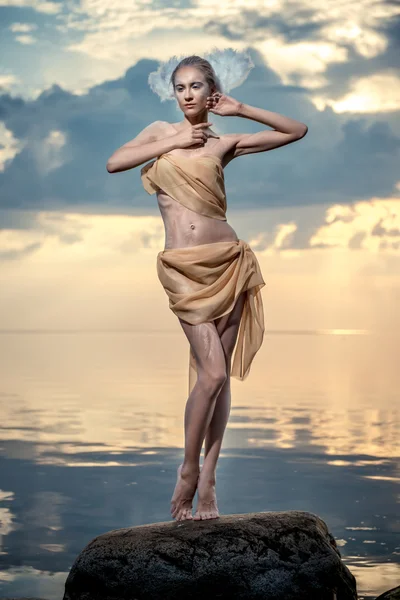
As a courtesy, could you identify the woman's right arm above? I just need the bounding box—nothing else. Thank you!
[106,121,177,173]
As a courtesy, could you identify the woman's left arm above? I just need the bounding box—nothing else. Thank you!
[207,93,308,158]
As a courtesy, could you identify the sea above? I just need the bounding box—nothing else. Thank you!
[0,329,399,599]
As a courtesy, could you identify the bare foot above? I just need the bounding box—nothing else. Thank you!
[170,463,199,521]
[193,467,219,520]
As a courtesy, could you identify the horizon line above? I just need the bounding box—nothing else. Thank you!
[0,328,375,335]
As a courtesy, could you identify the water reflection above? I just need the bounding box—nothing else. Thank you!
[0,331,399,599]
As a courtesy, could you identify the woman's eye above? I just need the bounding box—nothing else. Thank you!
[177,86,199,91]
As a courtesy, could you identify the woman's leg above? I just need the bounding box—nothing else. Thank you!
[170,319,227,521]
[194,291,247,520]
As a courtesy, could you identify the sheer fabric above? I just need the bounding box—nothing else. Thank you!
[141,153,266,394]
[141,153,227,220]
[158,240,265,395]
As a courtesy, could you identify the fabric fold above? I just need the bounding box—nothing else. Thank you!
[141,153,227,220]
[157,239,265,396]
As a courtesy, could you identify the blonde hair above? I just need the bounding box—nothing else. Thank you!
[169,55,222,94]
[148,48,254,102]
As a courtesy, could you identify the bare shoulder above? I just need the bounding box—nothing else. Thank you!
[119,120,169,149]
[142,120,170,137]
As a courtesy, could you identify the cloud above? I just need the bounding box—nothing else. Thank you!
[1,197,400,268]
[14,34,37,45]
[323,72,400,113]
[9,22,38,33]
[245,198,400,254]
[0,210,166,261]
[0,240,42,260]
[203,4,400,112]
[0,121,26,172]
[306,198,400,252]
[0,47,399,215]
[0,0,61,14]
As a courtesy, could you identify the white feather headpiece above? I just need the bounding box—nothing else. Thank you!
[148,47,254,102]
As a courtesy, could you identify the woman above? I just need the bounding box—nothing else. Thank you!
[106,51,308,523]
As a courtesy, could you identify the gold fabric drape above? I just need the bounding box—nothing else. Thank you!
[141,152,266,395]
[141,153,227,220]
[157,240,265,396]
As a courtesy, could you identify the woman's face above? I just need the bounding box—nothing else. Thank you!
[174,66,214,115]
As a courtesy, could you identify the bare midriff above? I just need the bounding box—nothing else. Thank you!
[157,189,238,250]
[155,125,239,250]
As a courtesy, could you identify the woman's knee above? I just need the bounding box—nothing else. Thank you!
[197,364,227,395]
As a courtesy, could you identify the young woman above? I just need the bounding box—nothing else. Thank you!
[107,51,308,523]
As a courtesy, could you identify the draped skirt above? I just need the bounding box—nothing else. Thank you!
[157,239,266,396]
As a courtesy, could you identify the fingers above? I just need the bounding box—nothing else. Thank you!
[193,124,219,138]
[192,122,220,145]
[193,133,219,143]
[193,122,213,129]
[194,130,207,141]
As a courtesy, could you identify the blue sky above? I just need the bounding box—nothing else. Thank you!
[0,0,399,331]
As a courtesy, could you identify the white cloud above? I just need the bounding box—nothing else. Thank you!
[1,196,400,266]
[310,198,400,252]
[31,129,68,175]
[244,197,400,255]
[0,122,26,173]
[0,0,61,14]
[48,0,398,114]
[14,34,37,44]
[9,22,38,32]
[314,71,400,113]
[255,39,348,89]
[0,72,21,95]
[3,0,397,115]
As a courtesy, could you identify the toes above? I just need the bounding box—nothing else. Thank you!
[193,509,219,520]
[174,506,193,521]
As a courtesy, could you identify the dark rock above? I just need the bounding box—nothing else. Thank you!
[63,510,358,600]
[376,586,400,599]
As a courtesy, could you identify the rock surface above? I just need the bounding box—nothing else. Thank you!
[63,510,358,599]
[376,586,400,599]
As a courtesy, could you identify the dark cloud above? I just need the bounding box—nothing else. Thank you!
[204,8,325,42]
[0,48,399,217]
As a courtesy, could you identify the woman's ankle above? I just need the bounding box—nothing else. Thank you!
[181,461,200,477]
[200,464,216,484]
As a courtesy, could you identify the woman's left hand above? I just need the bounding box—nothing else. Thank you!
[206,92,242,117]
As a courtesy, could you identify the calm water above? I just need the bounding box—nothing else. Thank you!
[0,331,399,599]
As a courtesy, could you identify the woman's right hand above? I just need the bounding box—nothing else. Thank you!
[172,122,220,149]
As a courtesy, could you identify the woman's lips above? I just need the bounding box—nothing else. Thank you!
[185,104,196,108]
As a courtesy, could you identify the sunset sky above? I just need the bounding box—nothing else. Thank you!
[1,0,399,332]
